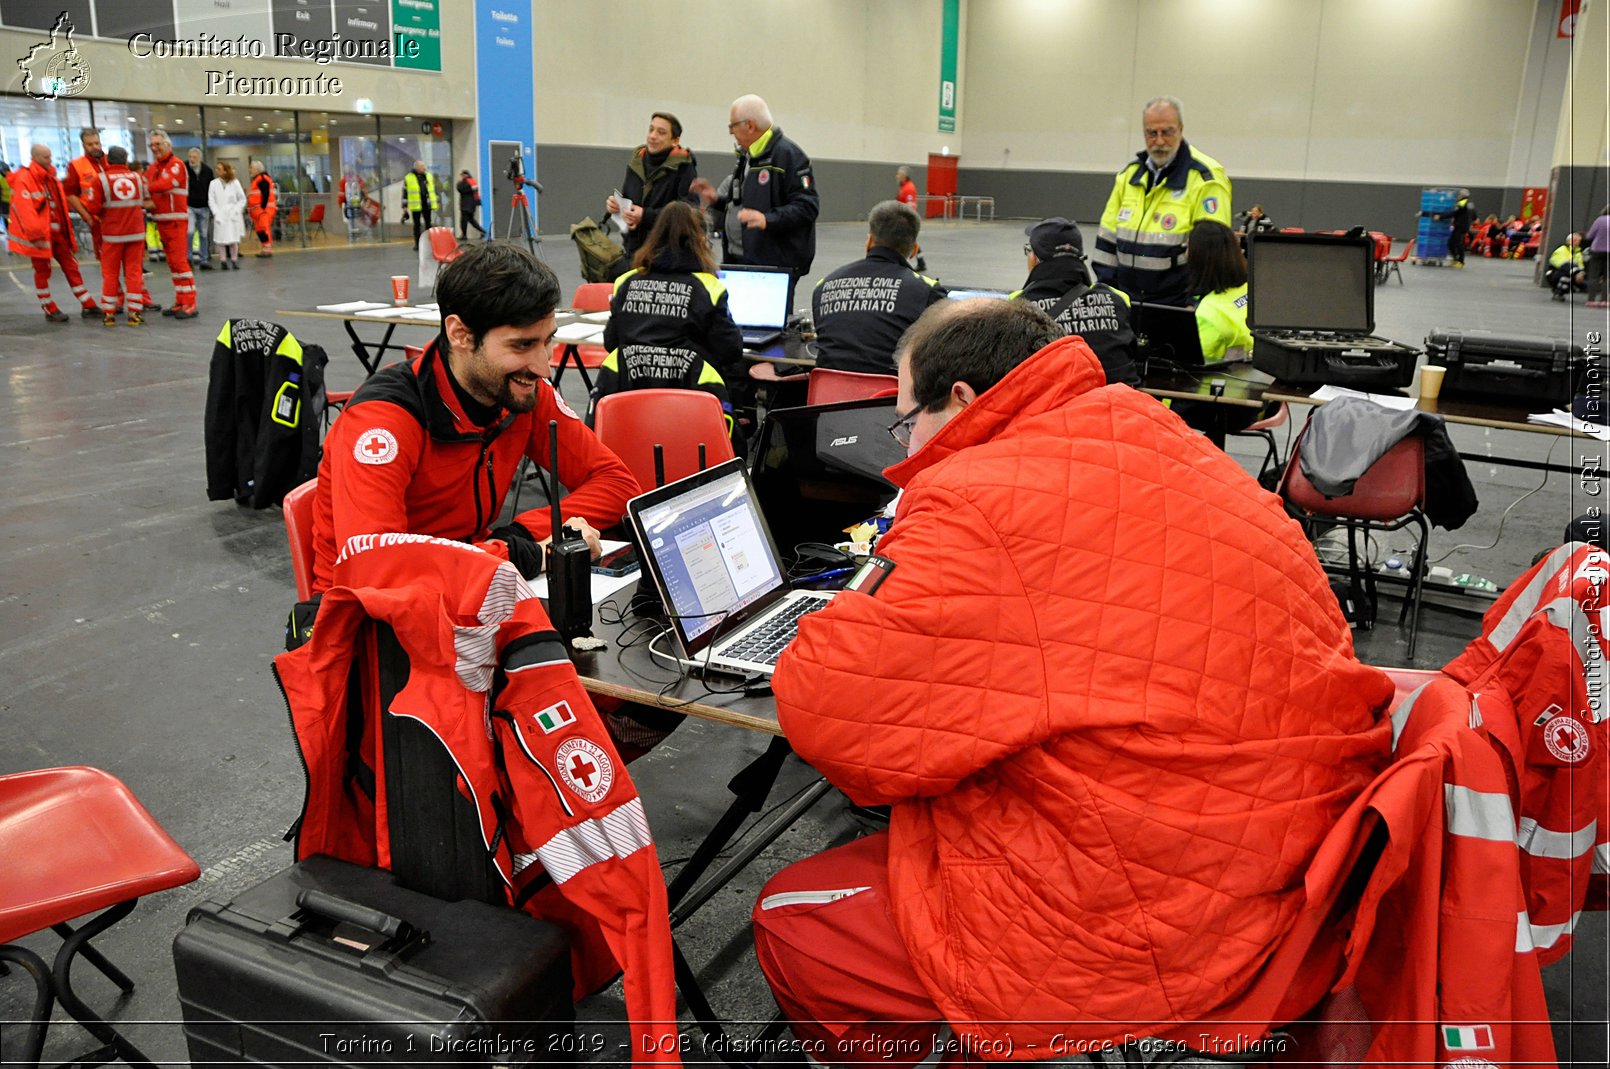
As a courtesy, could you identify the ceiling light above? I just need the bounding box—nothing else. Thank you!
[244,115,253,120]
[127,116,137,122]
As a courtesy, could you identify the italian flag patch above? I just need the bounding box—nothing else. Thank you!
[1442,1024,1494,1051]
[534,699,577,734]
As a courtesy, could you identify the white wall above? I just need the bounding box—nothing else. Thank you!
[532,0,950,163]
[960,0,1549,185]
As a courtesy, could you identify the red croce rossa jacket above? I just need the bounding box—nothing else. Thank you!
[275,535,679,1065]
[310,339,641,594]
[773,335,1394,1051]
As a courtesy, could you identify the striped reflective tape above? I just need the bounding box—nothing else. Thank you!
[1517,816,1597,860]
[525,797,653,884]
[1444,783,1516,842]
[1516,908,1580,952]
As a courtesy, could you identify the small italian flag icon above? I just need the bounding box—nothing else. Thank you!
[1442,1024,1494,1051]
[534,699,576,734]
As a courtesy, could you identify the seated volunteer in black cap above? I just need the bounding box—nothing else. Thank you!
[1010,217,1140,387]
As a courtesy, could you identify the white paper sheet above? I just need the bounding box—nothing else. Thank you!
[1309,385,1419,411]
[578,311,611,323]
[316,301,392,313]
[354,306,418,318]
[1528,409,1610,441]
[555,322,605,342]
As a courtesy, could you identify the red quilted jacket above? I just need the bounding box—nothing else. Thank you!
[773,336,1393,1051]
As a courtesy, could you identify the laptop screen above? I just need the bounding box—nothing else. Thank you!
[718,266,793,329]
[630,460,788,648]
[1246,233,1374,333]
[753,397,901,546]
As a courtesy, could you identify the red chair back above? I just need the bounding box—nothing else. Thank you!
[806,368,899,406]
[282,478,318,601]
[571,283,614,313]
[307,203,326,224]
[591,390,735,490]
[427,227,459,264]
[1281,435,1425,523]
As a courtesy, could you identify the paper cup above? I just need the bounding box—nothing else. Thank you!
[1418,364,1446,401]
[390,275,410,305]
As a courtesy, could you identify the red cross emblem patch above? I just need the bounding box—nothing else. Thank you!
[1542,714,1590,763]
[555,737,615,804]
[353,427,399,466]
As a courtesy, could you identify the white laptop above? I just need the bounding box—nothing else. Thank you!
[627,458,830,675]
[717,265,795,348]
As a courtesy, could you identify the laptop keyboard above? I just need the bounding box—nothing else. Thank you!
[719,598,827,666]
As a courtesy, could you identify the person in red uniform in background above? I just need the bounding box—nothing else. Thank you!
[82,145,148,327]
[6,143,100,322]
[67,128,157,314]
[144,130,197,319]
[895,166,927,272]
[247,160,277,257]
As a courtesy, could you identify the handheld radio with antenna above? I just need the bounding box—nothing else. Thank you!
[546,420,593,641]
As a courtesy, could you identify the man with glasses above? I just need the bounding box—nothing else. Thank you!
[1010,216,1139,386]
[1092,96,1231,304]
[757,297,1390,1062]
[697,94,818,278]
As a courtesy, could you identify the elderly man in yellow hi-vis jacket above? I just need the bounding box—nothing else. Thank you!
[1093,96,1231,305]
[402,158,438,249]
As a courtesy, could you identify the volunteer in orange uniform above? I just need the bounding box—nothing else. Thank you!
[144,130,197,319]
[6,143,100,322]
[84,145,148,326]
[66,127,156,314]
[247,160,277,257]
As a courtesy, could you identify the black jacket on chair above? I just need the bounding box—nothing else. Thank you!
[204,318,327,508]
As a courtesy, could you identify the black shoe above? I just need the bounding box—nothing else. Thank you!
[144,300,162,313]
[231,260,241,270]
[81,305,100,317]
[44,309,69,323]
[162,306,178,317]
[199,261,214,270]
[170,307,198,320]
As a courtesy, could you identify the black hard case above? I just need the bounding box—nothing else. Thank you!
[1250,336,1418,389]
[1424,329,1590,407]
[172,855,574,1067]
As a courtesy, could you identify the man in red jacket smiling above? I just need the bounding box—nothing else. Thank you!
[754,299,1393,1062]
[311,242,640,594]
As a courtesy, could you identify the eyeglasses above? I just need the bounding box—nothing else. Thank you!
[1143,126,1180,140]
[887,405,920,448]
[727,119,748,132]
[1023,243,1034,256]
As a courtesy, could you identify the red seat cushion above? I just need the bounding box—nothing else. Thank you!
[0,766,200,943]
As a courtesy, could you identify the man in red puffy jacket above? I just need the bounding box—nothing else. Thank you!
[754,298,1393,1062]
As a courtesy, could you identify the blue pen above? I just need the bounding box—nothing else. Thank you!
[795,566,855,586]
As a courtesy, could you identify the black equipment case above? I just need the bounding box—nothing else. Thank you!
[1424,330,1590,408]
[1246,231,1418,389]
[172,855,574,1067]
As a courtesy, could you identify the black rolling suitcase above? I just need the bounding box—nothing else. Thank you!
[173,855,574,1067]
[1424,329,1590,407]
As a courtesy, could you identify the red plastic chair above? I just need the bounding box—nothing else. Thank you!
[592,389,736,490]
[806,368,899,406]
[1377,238,1414,285]
[283,477,318,601]
[427,226,460,266]
[1228,401,1290,480]
[0,766,200,1066]
[306,202,328,239]
[1281,431,1429,658]
[552,283,613,392]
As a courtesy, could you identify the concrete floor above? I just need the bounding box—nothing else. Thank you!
[1,222,1605,1065]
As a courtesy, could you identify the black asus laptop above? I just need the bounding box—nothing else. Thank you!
[752,396,903,547]
[1246,232,1416,387]
[627,459,833,676]
[718,265,795,348]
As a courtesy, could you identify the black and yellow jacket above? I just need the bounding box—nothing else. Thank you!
[1011,256,1139,387]
[204,318,327,508]
[811,246,947,374]
[590,250,743,435]
[729,126,819,275]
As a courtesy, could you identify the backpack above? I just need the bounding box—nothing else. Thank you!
[569,216,625,283]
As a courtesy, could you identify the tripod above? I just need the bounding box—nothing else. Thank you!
[506,178,542,260]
